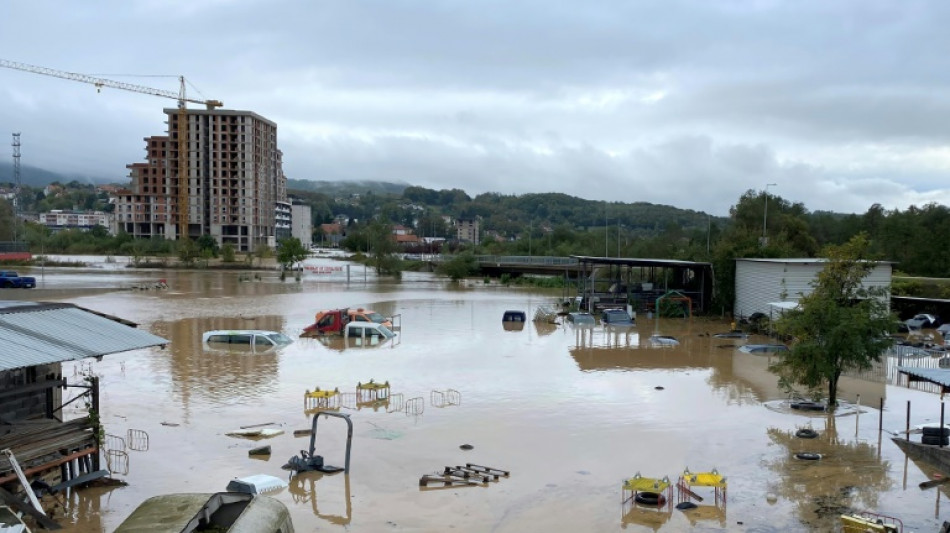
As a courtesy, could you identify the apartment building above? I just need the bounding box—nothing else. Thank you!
[456,218,480,245]
[291,201,313,246]
[114,109,287,252]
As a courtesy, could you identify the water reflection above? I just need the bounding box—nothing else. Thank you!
[620,501,673,531]
[23,269,950,532]
[288,472,352,526]
[150,315,285,410]
[765,415,892,531]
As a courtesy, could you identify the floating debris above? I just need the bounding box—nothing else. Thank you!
[249,445,271,456]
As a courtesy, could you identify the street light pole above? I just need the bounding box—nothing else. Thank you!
[617,224,622,258]
[763,183,777,245]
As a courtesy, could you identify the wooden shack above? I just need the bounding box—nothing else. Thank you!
[0,301,167,523]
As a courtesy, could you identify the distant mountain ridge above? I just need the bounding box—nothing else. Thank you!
[0,161,105,187]
[286,178,408,196]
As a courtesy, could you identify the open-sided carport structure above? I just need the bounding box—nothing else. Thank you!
[572,256,714,315]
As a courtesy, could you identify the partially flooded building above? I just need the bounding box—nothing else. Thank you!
[0,301,167,524]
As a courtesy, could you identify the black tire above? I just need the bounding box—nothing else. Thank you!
[922,427,950,437]
[921,435,949,446]
[795,428,819,439]
[795,452,821,461]
[790,401,826,412]
[634,491,666,506]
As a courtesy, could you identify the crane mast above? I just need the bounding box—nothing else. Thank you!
[0,59,223,240]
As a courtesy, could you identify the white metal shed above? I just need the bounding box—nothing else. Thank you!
[734,258,892,320]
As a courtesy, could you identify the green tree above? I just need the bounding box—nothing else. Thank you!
[276,237,309,271]
[253,243,272,267]
[0,200,15,240]
[771,234,895,408]
[196,234,219,258]
[177,238,199,267]
[437,252,478,281]
[221,243,236,263]
[365,220,401,275]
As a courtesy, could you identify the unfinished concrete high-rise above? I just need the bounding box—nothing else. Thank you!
[114,109,287,252]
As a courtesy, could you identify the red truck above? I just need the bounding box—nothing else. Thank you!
[301,308,394,337]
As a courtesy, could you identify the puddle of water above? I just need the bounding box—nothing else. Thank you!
[10,266,948,532]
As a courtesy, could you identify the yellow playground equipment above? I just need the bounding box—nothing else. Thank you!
[678,467,727,506]
[356,379,391,409]
[304,387,340,411]
[621,472,673,509]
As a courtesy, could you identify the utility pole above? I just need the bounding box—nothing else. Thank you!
[12,133,21,243]
[604,203,608,257]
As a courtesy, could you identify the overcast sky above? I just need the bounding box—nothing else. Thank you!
[2,1,948,216]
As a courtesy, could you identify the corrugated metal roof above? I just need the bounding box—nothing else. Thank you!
[897,367,950,388]
[0,302,168,372]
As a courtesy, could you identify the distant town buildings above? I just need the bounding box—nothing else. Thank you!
[319,222,345,247]
[112,109,288,252]
[38,210,112,232]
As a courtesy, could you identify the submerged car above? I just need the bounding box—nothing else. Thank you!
[647,334,680,347]
[115,492,294,533]
[348,308,394,328]
[566,312,597,326]
[601,309,634,327]
[738,344,789,354]
[202,330,293,350]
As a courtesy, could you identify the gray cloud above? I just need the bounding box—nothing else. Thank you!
[2,0,949,216]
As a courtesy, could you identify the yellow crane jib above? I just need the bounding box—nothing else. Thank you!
[0,59,223,239]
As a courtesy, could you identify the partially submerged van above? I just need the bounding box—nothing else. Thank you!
[114,492,294,533]
[202,330,293,353]
[345,321,396,347]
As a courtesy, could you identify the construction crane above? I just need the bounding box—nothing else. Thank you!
[0,59,223,240]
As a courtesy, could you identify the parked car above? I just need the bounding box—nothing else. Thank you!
[566,312,596,326]
[202,330,293,351]
[601,309,634,327]
[0,271,36,288]
[938,323,950,336]
[906,313,941,330]
[738,344,789,354]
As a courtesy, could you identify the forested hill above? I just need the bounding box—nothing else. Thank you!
[287,182,721,236]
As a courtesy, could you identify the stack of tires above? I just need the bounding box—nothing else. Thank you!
[922,426,950,446]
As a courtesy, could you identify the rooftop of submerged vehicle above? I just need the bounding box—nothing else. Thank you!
[202,330,293,347]
[567,312,596,325]
[738,344,789,354]
[601,309,634,326]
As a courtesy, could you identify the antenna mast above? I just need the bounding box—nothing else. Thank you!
[12,132,21,243]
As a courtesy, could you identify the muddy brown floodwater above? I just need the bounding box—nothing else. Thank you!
[6,257,950,532]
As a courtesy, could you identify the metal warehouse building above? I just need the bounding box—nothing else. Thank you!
[734,258,893,320]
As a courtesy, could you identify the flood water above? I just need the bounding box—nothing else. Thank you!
[8,257,950,532]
